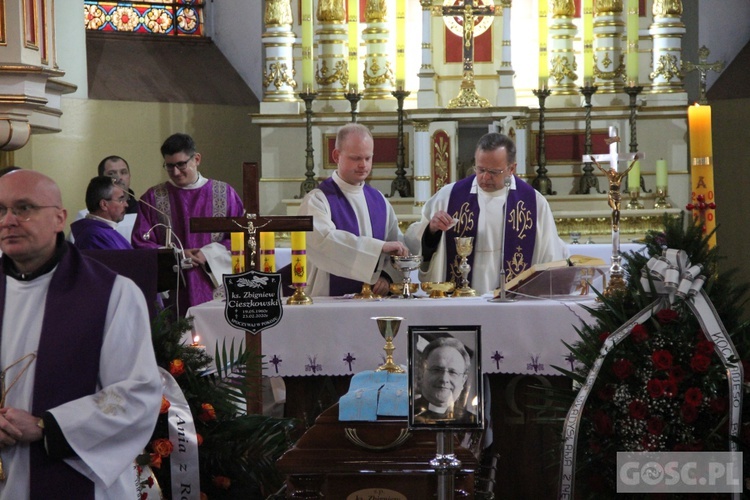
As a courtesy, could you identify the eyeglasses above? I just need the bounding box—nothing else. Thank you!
[106,196,128,205]
[0,204,60,222]
[163,155,195,172]
[427,367,466,379]
[475,167,507,177]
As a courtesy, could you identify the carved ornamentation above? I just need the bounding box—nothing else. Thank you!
[552,0,575,17]
[316,59,348,87]
[649,54,682,82]
[363,59,394,86]
[264,0,293,26]
[263,62,297,90]
[365,0,388,22]
[652,0,682,17]
[317,0,345,23]
[594,52,624,80]
[593,0,623,14]
[550,55,578,84]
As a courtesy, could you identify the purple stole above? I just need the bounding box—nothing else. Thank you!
[445,175,537,284]
[318,178,387,295]
[0,243,115,500]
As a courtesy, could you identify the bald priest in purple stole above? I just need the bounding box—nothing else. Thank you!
[407,132,567,295]
[299,124,410,297]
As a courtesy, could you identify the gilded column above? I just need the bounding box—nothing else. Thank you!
[315,0,348,99]
[648,0,684,93]
[593,0,625,92]
[413,121,431,211]
[548,0,578,95]
[362,0,394,99]
[496,0,515,105]
[417,0,437,108]
[262,0,297,103]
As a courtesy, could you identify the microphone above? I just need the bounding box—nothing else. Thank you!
[490,175,516,303]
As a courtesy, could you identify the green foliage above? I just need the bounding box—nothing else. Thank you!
[140,309,296,499]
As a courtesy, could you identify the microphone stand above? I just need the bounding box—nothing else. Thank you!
[489,176,516,303]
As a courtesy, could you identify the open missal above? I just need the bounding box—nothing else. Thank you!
[496,255,607,298]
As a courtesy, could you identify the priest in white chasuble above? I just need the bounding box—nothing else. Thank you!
[0,170,162,499]
[407,132,567,295]
[299,123,410,296]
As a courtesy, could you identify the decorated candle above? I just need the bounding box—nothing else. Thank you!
[291,232,307,284]
[230,232,245,274]
[301,0,314,91]
[687,103,716,248]
[583,0,593,84]
[348,0,359,92]
[626,0,639,85]
[627,160,640,191]
[655,159,668,188]
[260,232,276,273]
[395,0,406,89]
[538,0,548,89]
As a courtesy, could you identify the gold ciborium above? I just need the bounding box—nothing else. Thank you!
[353,283,380,299]
[421,281,455,299]
[390,255,423,299]
[372,316,405,373]
[453,236,476,297]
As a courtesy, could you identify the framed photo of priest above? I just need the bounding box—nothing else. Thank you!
[407,325,483,430]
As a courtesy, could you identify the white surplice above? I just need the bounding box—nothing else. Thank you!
[0,272,162,500]
[298,172,404,296]
[406,176,568,295]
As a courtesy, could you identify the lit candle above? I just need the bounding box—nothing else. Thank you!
[301,0,314,91]
[230,232,245,274]
[627,160,640,191]
[260,232,276,273]
[688,104,713,161]
[348,0,359,92]
[655,159,668,188]
[538,0,548,89]
[395,0,406,89]
[291,232,307,284]
[583,0,593,84]
[626,0,638,85]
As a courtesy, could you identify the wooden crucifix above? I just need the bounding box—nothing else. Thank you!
[190,162,313,414]
[435,0,496,108]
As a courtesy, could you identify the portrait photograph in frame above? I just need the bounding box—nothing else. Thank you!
[408,325,483,430]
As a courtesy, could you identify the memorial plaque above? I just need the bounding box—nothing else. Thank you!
[223,270,283,335]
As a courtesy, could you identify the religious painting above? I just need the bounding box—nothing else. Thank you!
[408,325,484,430]
[530,129,611,165]
[324,133,409,170]
[23,0,37,48]
[443,0,493,64]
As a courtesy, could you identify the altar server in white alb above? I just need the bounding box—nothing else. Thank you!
[299,123,410,296]
[0,170,162,499]
[407,132,567,295]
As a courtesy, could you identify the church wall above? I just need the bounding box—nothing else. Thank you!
[56,0,88,98]
[14,99,257,233]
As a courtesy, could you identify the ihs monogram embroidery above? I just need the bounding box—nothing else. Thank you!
[508,200,533,240]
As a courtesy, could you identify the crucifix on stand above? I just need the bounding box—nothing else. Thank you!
[190,162,313,414]
[683,46,724,105]
[435,0,495,108]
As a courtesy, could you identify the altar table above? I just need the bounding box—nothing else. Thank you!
[188,295,597,378]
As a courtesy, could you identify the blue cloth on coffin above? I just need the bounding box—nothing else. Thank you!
[339,370,408,421]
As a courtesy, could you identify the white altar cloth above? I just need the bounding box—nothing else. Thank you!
[188,295,598,378]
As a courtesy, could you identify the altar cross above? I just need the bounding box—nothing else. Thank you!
[190,162,313,413]
[435,0,496,108]
[683,46,724,105]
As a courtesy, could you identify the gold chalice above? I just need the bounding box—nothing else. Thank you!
[371,316,405,373]
[389,255,423,299]
[453,236,476,297]
[420,281,455,299]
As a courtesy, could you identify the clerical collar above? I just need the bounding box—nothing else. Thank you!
[85,213,118,229]
[2,233,67,281]
[473,175,516,197]
[169,173,208,190]
[332,171,363,194]
[428,402,451,414]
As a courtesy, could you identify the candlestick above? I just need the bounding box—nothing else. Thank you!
[230,232,245,273]
[260,232,276,273]
[538,0,548,89]
[301,0,314,89]
[348,0,359,91]
[626,0,639,84]
[583,0,593,83]
[395,0,406,89]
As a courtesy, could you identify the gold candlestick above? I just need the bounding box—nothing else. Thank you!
[626,189,644,210]
[653,186,672,209]
[287,284,313,305]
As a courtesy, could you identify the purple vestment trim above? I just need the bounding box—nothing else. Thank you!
[318,178,386,295]
[0,243,115,500]
[445,175,537,284]
[71,218,132,250]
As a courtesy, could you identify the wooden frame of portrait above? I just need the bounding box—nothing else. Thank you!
[408,325,483,430]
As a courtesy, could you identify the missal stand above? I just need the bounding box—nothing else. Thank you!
[190,162,312,413]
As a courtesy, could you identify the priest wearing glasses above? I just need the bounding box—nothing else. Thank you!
[407,132,567,295]
[131,133,244,314]
[0,170,161,498]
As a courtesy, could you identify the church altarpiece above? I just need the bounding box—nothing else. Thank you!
[256,0,688,243]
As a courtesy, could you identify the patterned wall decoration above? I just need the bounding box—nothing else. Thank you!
[431,130,450,193]
[84,1,204,36]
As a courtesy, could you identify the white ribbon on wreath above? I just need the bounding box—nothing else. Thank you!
[558,248,744,499]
